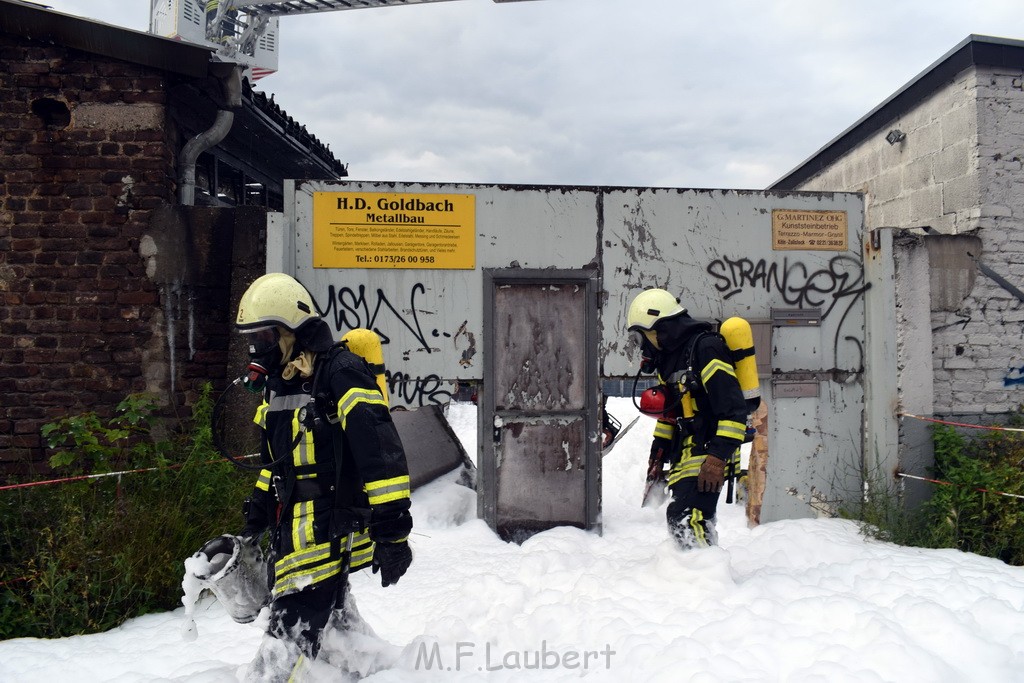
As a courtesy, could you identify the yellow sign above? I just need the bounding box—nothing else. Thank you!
[772,209,848,251]
[313,191,476,269]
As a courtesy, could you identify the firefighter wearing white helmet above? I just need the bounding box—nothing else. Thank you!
[237,271,320,330]
[627,288,747,550]
[234,272,413,680]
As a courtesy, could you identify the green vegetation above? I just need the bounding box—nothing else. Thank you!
[0,386,252,639]
[856,418,1024,566]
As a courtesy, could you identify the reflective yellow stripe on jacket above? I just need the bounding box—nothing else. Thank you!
[700,358,736,384]
[273,529,374,597]
[716,419,746,441]
[254,401,269,429]
[255,468,272,492]
[290,411,315,468]
[292,501,316,550]
[666,447,742,487]
[653,419,674,441]
[364,475,410,506]
[335,387,388,430]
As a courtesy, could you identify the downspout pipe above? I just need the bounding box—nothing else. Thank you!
[178,65,244,206]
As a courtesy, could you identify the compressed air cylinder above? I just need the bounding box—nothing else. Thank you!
[719,317,761,411]
[681,391,695,419]
[342,328,390,407]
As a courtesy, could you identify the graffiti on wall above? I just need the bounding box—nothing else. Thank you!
[308,253,871,403]
[386,370,453,407]
[314,282,464,407]
[317,283,434,353]
[1004,367,1024,387]
[706,253,870,364]
[707,254,867,318]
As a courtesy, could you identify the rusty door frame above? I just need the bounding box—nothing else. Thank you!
[479,267,601,535]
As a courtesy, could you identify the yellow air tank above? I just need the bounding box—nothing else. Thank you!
[719,317,761,412]
[341,328,389,407]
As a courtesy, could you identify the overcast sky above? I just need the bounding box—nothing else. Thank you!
[38,0,1024,189]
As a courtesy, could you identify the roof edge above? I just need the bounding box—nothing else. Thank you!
[0,0,213,78]
[768,34,1024,190]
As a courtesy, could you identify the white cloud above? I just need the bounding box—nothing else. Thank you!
[39,0,1024,189]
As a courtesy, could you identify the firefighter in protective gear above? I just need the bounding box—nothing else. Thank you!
[627,288,747,550]
[235,273,413,681]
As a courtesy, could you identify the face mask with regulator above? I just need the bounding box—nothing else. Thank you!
[211,325,290,471]
[241,326,283,393]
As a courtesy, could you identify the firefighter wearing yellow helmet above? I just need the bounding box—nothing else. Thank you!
[627,288,747,550]
[235,272,413,679]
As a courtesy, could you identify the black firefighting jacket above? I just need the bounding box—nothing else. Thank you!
[243,344,412,597]
[649,314,748,486]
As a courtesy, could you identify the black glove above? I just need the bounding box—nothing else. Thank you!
[369,508,413,543]
[238,528,264,547]
[650,436,672,458]
[697,455,726,493]
[239,495,269,543]
[372,540,412,587]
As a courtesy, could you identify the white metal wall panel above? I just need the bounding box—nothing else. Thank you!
[287,180,598,406]
[282,180,871,523]
[598,189,867,522]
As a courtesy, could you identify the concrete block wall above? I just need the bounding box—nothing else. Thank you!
[798,64,1024,417]
[798,68,981,234]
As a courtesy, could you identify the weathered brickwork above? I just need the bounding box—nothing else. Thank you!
[797,63,1024,417]
[969,67,1024,413]
[0,35,244,471]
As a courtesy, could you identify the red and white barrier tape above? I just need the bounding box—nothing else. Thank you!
[0,454,258,492]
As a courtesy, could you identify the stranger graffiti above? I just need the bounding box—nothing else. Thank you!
[706,254,868,319]
[706,253,870,363]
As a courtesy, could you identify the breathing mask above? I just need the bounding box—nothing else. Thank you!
[637,330,661,374]
[242,326,282,393]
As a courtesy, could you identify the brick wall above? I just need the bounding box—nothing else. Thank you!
[0,35,262,473]
[796,64,1024,418]
[972,66,1024,413]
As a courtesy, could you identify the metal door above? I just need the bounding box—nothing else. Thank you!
[479,268,600,541]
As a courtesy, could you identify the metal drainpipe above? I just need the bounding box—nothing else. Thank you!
[178,65,244,206]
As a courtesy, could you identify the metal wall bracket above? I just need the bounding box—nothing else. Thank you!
[771,307,822,327]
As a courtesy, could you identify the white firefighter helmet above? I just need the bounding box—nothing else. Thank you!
[236,273,319,332]
[626,288,686,332]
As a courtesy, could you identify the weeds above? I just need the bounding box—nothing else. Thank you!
[925,422,1024,564]
[856,416,1024,565]
[0,385,252,639]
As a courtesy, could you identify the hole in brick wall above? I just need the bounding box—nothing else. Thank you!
[31,97,71,129]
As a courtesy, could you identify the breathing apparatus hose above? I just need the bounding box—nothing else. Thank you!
[630,368,646,413]
[211,377,294,471]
